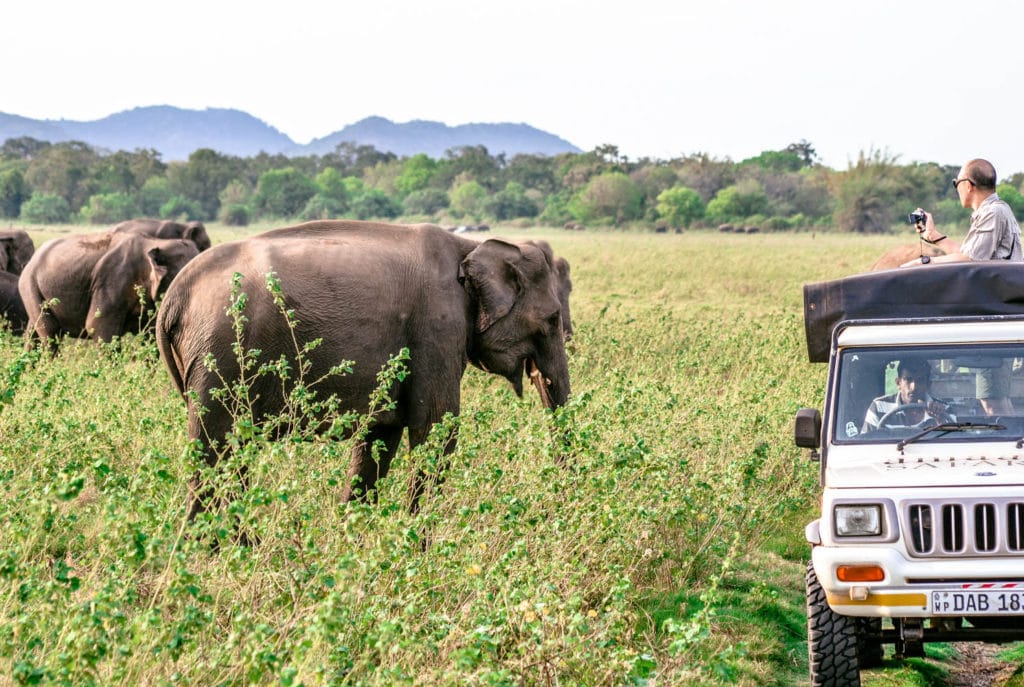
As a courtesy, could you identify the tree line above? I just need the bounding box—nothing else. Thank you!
[2,136,1024,232]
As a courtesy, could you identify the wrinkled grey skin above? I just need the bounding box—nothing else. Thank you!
[0,229,36,275]
[519,239,573,341]
[110,218,212,252]
[156,220,572,520]
[0,271,27,334]
[19,232,199,351]
[553,255,573,340]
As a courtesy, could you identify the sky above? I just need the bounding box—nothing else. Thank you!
[7,0,1024,174]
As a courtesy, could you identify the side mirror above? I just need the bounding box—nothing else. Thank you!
[794,408,822,450]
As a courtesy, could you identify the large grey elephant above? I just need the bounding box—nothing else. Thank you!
[110,218,212,252]
[0,271,27,334]
[0,229,36,275]
[156,220,572,520]
[19,232,199,350]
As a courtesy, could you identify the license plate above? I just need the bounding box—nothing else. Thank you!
[930,590,1024,615]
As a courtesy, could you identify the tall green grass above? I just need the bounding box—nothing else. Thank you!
[0,229,897,685]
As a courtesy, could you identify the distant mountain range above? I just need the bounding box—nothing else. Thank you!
[0,106,581,161]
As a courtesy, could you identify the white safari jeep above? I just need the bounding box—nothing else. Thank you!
[796,262,1024,686]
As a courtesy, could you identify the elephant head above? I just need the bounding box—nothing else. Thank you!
[145,241,199,302]
[0,229,35,275]
[461,239,571,410]
[179,221,212,252]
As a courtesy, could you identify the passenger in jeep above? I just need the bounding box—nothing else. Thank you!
[862,359,955,432]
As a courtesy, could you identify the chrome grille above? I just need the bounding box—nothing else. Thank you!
[1009,503,1024,551]
[904,498,1024,557]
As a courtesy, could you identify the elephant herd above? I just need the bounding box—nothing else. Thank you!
[2,218,575,527]
[0,220,208,341]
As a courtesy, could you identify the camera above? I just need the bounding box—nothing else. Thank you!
[908,210,927,226]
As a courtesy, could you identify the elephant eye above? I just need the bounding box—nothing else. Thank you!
[547,312,561,330]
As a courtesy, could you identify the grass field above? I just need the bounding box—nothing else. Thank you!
[1,225,1018,685]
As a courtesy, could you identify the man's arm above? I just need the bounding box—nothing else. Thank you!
[901,210,971,266]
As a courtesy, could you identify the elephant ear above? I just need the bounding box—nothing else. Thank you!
[461,239,524,333]
[0,238,12,272]
[145,247,171,301]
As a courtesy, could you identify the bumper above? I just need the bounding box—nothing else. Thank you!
[812,545,1024,618]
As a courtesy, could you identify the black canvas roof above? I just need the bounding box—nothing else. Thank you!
[803,262,1024,362]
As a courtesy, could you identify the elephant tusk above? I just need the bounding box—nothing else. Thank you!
[527,358,553,409]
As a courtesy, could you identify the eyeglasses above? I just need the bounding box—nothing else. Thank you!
[952,177,972,190]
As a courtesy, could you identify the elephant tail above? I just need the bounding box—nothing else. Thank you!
[155,296,187,397]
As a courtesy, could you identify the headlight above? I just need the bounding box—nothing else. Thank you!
[834,504,882,537]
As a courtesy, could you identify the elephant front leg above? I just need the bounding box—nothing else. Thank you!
[406,422,459,514]
[341,425,405,504]
[85,302,129,344]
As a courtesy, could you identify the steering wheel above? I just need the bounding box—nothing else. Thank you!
[876,402,932,429]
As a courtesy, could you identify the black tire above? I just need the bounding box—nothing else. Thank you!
[807,561,861,687]
[855,617,884,668]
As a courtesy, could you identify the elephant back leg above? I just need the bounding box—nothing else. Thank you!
[341,425,405,504]
[33,310,61,355]
[184,392,236,522]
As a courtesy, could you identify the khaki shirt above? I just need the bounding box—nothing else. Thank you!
[960,193,1023,261]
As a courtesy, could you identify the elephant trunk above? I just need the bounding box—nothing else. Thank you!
[526,342,570,411]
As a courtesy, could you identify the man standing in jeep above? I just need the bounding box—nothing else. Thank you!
[903,158,1022,266]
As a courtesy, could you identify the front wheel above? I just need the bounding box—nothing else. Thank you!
[807,560,861,687]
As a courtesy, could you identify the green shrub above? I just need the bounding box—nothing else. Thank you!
[19,192,71,223]
[160,194,203,221]
[351,189,402,220]
[656,186,705,228]
[403,188,450,216]
[78,192,139,224]
[482,182,537,220]
[219,203,252,226]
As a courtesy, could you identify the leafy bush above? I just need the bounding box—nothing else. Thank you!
[482,182,537,220]
[160,194,203,221]
[705,180,770,224]
[568,171,643,225]
[402,188,450,216]
[255,167,318,218]
[78,191,139,224]
[19,192,71,223]
[656,186,705,228]
[299,194,348,221]
[0,168,28,218]
[351,189,402,220]
[219,203,252,226]
[997,183,1024,220]
[137,176,173,216]
[449,180,486,219]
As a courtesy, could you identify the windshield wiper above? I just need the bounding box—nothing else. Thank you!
[897,422,1006,452]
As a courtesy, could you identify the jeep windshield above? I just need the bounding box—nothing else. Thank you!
[832,344,1024,444]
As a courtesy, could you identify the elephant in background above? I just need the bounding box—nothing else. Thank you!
[110,218,212,252]
[0,271,27,334]
[156,220,571,521]
[0,229,36,275]
[870,243,945,271]
[553,254,573,340]
[19,232,199,351]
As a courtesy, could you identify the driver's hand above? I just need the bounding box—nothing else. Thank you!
[927,401,952,423]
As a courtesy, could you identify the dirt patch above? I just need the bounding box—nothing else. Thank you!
[947,643,1017,687]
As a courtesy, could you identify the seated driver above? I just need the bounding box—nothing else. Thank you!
[862,359,954,432]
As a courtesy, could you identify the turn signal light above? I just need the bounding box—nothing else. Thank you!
[836,565,884,582]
